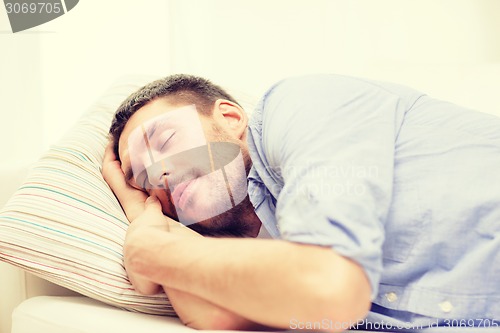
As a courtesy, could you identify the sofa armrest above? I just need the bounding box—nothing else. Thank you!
[0,263,26,333]
[0,165,29,333]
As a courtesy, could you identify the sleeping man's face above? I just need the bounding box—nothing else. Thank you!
[117,97,257,237]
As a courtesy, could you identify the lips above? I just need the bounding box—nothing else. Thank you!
[171,178,198,211]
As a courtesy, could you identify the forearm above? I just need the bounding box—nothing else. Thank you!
[164,287,269,330]
[124,221,270,330]
[125,228,371,330]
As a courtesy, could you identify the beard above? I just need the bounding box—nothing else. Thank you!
[187,195,256,238]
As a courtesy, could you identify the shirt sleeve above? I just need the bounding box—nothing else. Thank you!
[260,75,402,299]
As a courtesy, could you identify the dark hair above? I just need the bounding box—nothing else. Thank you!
[109,74,239,159]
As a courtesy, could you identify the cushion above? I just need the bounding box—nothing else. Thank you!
[0,75,257,315]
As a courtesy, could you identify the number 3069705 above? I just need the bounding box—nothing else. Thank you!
[5,2,62,14]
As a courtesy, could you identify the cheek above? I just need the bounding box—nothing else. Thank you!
[193,176,231,205]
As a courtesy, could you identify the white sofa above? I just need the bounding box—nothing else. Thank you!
[1,66,499,333]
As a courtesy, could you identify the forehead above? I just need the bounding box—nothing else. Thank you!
[118,98,206,165]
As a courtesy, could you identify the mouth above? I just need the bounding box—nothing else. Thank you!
[171,178,198,211]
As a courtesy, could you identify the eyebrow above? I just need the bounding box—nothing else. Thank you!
[146,122,158,139]
[141,124,155,165]
[124,125,155,186]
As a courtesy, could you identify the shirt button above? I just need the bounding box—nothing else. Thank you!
[439,301,453,313]
[385,292,398,303]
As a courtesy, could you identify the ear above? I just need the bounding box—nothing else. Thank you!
[213,99,248,139]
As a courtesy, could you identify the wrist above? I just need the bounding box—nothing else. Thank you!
[124,226,174,277]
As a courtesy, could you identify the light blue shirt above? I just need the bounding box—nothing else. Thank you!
[247,74,500,330]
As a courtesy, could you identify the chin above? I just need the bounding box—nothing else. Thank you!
[185,199,253,238]
[176,206,223,226]
[176,190,233,225]
[188,219,247,238]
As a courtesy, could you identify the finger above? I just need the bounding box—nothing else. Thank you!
[103,140,118,164]
[102,142,126,190]
[106,166,128,191]
[103,164,130,196]
[102,143,131,192]
[102,141,148,221]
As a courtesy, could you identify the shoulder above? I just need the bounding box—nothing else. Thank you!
[264,74,376,102]
[259,74,420,118]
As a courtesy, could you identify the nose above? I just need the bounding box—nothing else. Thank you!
[146,158,174,189]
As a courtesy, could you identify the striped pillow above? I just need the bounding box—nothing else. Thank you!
[0,76,174,315]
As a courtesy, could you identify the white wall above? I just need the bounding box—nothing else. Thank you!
[37,0,171,147]
[1,0,171,168]
[0,18,43,168]
[169,0,500,111]
[2,0,500,167]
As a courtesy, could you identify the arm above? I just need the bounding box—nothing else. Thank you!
[102,142,264,330]
[163,287,270,330]
[104,142,370,331]
[124,208,372,331]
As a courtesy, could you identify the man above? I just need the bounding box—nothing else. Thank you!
[102,74,500,331]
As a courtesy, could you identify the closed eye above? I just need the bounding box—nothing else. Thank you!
[159,129,175,151]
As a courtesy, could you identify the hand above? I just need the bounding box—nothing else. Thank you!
[123,195,200,294]
[102,141,147,222]
[127,195,202,239]
[102,140,200,290]
[124,197,262,330]
[122,195,166,295]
